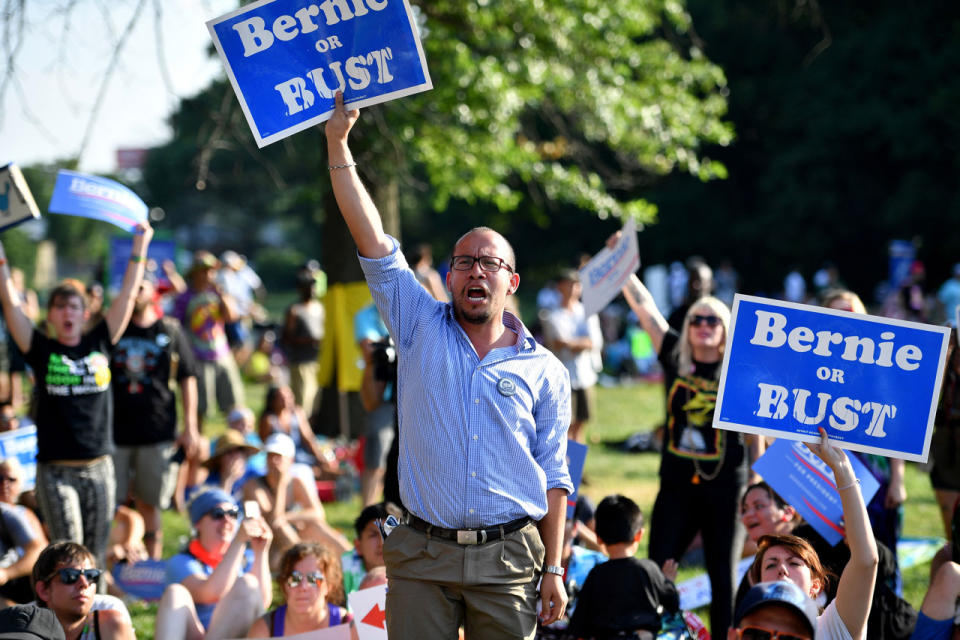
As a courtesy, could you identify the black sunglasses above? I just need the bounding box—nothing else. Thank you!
[49,568,102,586]
[208,507,240,521]
[737,627,809,640]
[286,570,324,588]
[690,314,722,328]
[449,255,514,273]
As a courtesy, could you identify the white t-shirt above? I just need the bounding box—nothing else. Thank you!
[543,303,602,390]
[817,599,857,640]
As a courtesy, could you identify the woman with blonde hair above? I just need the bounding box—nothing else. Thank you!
[247,542,358,638]
[614,237,763,634]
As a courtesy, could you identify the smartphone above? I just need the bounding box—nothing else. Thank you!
[244,501,261,519]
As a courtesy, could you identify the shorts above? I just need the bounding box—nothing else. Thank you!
[364,403,395,470]
[113,442,179,509]
[571,386,595,423]
[930,424,960,492]
[197,357,245,417]
[909,611,954,640]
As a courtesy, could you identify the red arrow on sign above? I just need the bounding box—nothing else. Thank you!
[362,603,386,629]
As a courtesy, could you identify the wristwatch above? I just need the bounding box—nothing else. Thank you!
[544,565,564,576]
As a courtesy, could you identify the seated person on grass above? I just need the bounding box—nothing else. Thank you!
[156,488,272,640]
[341,503,386,595]
[32,541,136,640]
[567,494,679,640]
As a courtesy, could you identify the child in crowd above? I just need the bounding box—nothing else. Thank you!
[567,495,679,640]
[341,504,386,595]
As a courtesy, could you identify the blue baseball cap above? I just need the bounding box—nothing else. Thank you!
[188,488,237,526]
[735,581,818,638]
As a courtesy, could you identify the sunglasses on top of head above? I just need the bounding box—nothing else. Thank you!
[49,568,102,586]
[286,570,324,588]
[689,314,722,328]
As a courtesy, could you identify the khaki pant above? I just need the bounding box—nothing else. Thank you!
[384,521,544,639]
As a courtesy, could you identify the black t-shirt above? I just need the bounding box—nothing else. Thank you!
[111,318,199,445]
[658,329,747,486]
[27,320,115,462]
[568,556,679,637]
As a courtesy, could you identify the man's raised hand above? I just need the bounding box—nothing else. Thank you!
[325,90,360,144]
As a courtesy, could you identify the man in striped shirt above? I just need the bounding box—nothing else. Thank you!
[325,91,574,639]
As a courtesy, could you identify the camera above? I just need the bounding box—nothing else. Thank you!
[370,338,397,383]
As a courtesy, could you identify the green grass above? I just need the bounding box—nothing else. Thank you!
[126,380,942,637]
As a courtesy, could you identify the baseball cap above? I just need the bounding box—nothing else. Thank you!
[264,432,296,459]
[0,603,65,640]
[735,581,818,638]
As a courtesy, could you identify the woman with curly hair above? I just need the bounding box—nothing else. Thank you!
[247,542,359,638]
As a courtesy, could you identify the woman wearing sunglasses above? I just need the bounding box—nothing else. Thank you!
[247,542,358,639]
[156,488,273,640]
[613,238,763,634]
[746,429,878,640]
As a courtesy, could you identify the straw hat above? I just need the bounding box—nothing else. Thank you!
[203,430,260,470]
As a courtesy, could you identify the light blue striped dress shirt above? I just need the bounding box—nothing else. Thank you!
[360,238,574,529]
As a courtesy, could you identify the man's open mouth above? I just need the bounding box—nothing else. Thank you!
[466,286,488,302]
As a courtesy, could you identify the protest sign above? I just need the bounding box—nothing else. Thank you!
[0,425,37,490]
[715,295,950,462]
[348,583,387,640]
[579,219,639,317]
[207,0,432,148]
[108,236,177,296]
[0,164,41,232]
[111,560,166,601]
[752,438,880,545]
[48,170,148,232]
[565,440,588,520]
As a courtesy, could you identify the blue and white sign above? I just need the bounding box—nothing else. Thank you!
[579,218,640,317]
[108,236,177,296]
[0,425,37,490]
[565,440,588,520]
[48,170,148,232]
[0,164,41,232]
[111,560,167,601]
[715,295,950,462]
[207,0,432,148]
[752,439,880,545]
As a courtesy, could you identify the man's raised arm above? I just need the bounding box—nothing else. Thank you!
[325,91,393,259]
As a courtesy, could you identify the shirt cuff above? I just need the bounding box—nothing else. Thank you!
[358,236,407,285]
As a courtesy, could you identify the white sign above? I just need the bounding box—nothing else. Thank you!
[0,164,41,232]
[348,584,387,640]
[579,219,639,316]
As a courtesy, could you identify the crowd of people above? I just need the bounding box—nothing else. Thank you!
[0,95,957,640]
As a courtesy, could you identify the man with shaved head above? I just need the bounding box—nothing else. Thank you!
[325,92,573,640]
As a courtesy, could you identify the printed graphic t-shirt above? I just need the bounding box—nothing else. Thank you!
[111,319,199,445]
[658,329,747,486]
[172,290,230,362]
[27,320,115,462]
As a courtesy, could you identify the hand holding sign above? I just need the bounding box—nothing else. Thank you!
[326,90,360,145]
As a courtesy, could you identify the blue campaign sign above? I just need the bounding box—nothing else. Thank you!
[565,440,588,519]
[108,236,177,296]
[111,560,167,601]
[715,295,950,462]
[752,439,880,546]
[0,426,37,490]
[207,0,432,147]
[48,170,148,232]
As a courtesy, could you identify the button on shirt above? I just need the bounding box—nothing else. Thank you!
[360,238,574,529]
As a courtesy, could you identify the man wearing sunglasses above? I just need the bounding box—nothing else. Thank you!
[730,581,818,640]
[32,541,136,640]
[326,92,574,640]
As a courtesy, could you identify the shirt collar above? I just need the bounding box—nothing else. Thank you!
[444,304,536,354]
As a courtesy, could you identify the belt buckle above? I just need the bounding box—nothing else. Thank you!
[457,529,487,544]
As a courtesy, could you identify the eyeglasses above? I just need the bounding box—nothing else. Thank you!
[450,255,514,273]
[208,507,240,521]
[286,570,324,588]
[737,626,810,640]
[690,315,722,328]
[49,568,102,586]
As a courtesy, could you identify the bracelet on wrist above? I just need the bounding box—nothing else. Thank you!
[836,478,860,492]
[129,255,146,263]
[328,162,357,171]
